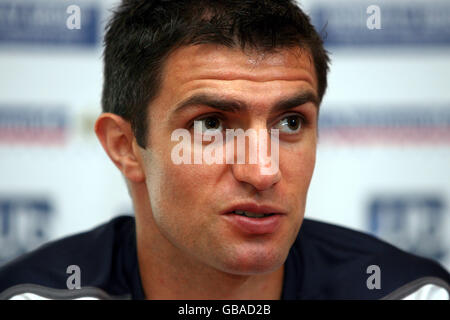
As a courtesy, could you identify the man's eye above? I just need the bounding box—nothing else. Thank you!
[273,115,302,134]
[196,116,224,133]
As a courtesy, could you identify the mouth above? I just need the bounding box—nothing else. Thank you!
[231,210,276,218]
[221,203,285,235]
[221,202,286,216]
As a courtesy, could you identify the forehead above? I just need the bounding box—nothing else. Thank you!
[151,44,318,121]
[166,44,317,84]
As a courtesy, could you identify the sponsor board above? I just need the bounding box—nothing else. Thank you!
[309,1,450,47]
[0,106,69,145]
[368,195,448,262]
[0,0,100,47]
[0,197,54,266]
[318,108,450,144]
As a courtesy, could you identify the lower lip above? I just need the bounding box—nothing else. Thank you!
[222,213,283,235]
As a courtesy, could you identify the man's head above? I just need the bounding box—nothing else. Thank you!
[96,0,330,278]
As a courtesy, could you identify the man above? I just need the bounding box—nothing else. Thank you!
[0,0,449,300]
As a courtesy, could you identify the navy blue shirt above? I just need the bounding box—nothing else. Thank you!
[0,216,449,299]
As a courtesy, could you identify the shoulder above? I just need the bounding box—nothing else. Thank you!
[289,218,450,299]
[0,215,136,300]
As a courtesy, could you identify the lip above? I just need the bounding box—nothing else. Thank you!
[221,202,286,235]
[220,202,287,216]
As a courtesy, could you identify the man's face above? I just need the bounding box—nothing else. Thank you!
[139,44,318,275]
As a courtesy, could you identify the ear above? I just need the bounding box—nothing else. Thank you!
[95,113,146,183]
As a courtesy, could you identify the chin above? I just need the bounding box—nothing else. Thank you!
[217,246,288,276]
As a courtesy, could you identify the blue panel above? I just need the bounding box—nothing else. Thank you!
[309,2,450,47]
[0,197,53,265]
[368,195,447,261]
[0,1,100,47]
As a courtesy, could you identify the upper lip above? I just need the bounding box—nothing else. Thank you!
[221,202,286,215]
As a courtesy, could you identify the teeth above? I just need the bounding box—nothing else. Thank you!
[233,210,272,218]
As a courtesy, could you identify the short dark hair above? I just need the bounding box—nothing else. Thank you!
[102,0,330,148]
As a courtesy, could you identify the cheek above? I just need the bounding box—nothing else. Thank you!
[145,148,223,221]
[144,154,227,255]
[146,158,194,214]
[280,142,316,186]
[143,155,200,247]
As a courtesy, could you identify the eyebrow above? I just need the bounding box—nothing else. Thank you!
[173,90,319,115]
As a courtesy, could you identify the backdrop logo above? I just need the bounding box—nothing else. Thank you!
[0,1,99,47]
[309,1,450,46]
[368,195,447,262]
[0,197,53,265]
[0,106,69,145]
[318,108,450,145]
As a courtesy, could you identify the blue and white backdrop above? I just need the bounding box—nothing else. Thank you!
[0,0,449,270]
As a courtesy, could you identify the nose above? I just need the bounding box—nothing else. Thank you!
[231,162,281,191]
[230,129,281,191]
